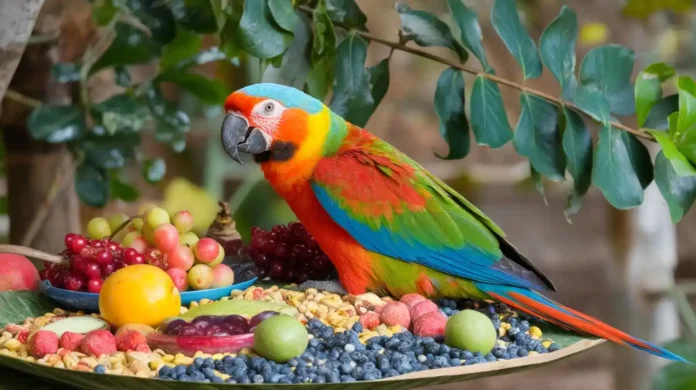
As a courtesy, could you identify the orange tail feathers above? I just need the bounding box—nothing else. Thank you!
[478,284,688,363]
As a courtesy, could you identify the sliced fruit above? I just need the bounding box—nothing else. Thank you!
[41,317,110,338]
[180,299,298,320]
[146,332,254,356]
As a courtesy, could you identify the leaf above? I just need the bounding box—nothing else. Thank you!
[306,56,333,101]
[263,12,313,89]
[539,6,578,100]
[0,323,599,389]
[674,77,696,165]
[92,24,160,72]
[368,58,390,108]
[572,85,610,124]
[125,0,177,45]
[51,63,81,83]
[644,94,678,130]
[80,134,140,170]
[145,85,191,144]
[220,0,245,57]
[173,47,229,69]
[326,0,367,29]
[311,2,337,65]
[92,0,120,25]
[652,338,696,390]
[75,162,109,207]
[328,32,375,127]
[433,68,469,160]
[514,93,565,180]
[579,44,636,115]
[143,158,167,183]
[650,130,696,176]
[447,0,492,73]
[114,66,131,87]
[92,94,149,134]
[159,26,203,69]
[395,2,468,62]
[470,76,513,148]
[238,0,293,59]
[635,62,675,128]
[592,124,649,209]
[268,0,299,33]
[0,291,57,327]
[529,162,547,204]
[110,176,140,202]
[491,0,542,80]
[170,0,218,33]
[654,151,696,223]
[622,131,653,189]
[158,71,228,105]
[562,107,593,217]
[27,105,86,143]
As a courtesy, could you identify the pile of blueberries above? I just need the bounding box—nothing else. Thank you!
[156,302,561,384]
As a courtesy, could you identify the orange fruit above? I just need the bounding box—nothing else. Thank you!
[99,264,181,327]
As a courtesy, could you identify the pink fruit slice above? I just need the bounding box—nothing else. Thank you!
[146,332,254,356]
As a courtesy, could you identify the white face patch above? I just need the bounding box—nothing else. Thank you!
[250,99,287,134]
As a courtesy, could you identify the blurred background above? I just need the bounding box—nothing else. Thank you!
[2,0,696,389]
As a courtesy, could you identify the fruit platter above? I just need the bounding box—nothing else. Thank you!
[0,202,604,389]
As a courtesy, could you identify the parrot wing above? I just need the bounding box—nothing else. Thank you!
[311,135,556,292]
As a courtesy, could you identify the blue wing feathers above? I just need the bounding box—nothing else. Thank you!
[312,183,547,291]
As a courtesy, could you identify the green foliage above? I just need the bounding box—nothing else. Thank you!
[433,68,469,159]
[562,108,593,217]
[395,2,467,62]
[539,6,578,100]
[652,338,696,390]
[514,94,565,181]
[470,77,512,148]
[21,0,696,222]
[328,32,375,127]
[592,125,652,209]
[27,105,86,143]
[447,0,492,73]
[579,45,636,116]
[491,0,542,80]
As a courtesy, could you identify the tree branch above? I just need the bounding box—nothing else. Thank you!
[297,1,654,143]
[355,30,654,142]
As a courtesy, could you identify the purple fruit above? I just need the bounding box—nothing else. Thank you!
[164,319,187,335]
[191,315,221,329]
[222,315,249,333]
[206,325,230,336]
[179,324,198,336]
[249,311,278,330]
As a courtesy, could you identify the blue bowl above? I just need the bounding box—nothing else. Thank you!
[40,277,257,313]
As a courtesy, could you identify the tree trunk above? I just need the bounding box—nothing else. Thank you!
[0,0,92,256]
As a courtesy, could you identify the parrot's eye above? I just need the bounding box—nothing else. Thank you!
[264,102,274,113]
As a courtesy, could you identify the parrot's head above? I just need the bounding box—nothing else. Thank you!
[221,83,333,167]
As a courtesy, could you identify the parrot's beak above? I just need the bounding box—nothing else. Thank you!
[221,113,269,164]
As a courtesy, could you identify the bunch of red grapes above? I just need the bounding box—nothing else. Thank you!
[41,233,165,293]
[248,222,337,284]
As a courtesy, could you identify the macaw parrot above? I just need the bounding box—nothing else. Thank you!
[220,83,686,362]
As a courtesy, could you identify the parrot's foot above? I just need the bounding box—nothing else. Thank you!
[295,280,347,295]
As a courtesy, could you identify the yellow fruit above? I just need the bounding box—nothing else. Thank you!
[99,265,181,327]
